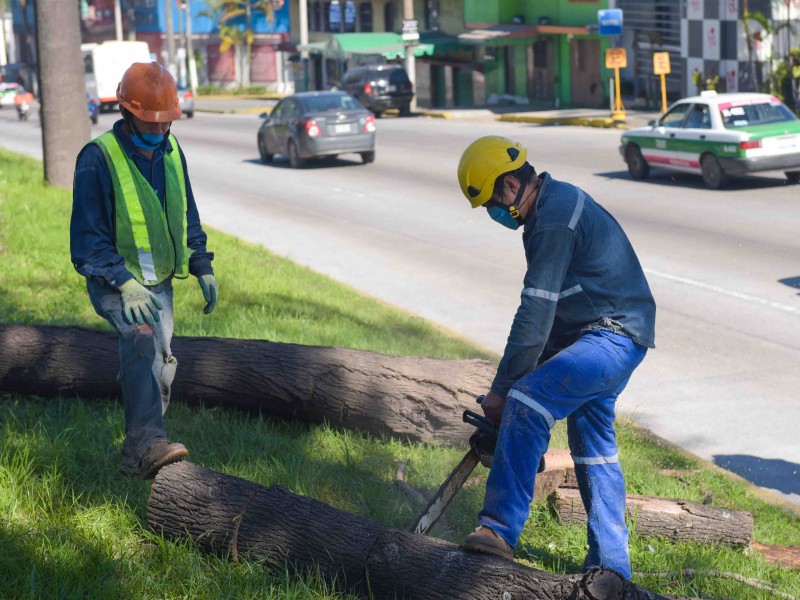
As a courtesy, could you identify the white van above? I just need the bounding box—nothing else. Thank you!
[82,40,151,112]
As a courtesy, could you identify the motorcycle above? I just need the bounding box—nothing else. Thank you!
[16,102,30,121]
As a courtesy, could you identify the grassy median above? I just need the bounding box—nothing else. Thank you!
[0,148,798,599]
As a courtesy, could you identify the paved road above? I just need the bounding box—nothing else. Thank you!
[2,107,799,507]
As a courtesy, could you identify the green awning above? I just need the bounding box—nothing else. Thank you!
[326,32,458,59]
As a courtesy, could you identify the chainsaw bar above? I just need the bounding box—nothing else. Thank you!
[409,448,480,536]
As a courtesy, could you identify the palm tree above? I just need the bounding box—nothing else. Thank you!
[201,0,279,88]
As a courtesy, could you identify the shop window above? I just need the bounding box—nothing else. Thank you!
[344,0,356,32]
[359,3,373,32]
[329,0,341,32]
[311,1,322,31]
[384,2,395,32]
[424,0,440,31]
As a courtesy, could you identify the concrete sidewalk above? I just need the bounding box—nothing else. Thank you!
[194,94,662,130]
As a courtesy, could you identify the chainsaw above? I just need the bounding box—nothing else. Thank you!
[409,396,497,535]
[409,396,546,536]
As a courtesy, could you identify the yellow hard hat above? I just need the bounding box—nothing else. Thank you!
[457,136,527,208]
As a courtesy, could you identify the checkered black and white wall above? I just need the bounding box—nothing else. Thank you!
[680,0,777,95]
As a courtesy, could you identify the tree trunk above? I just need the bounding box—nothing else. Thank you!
[548,487,753,547]
[147,461,673,600]
[0,324,494,445]
[34,0,91,187]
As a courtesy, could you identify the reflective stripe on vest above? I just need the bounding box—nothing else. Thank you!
[92,132,189,285]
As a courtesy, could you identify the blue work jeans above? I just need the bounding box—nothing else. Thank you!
[479,330,647,579]
[86,278,177,467]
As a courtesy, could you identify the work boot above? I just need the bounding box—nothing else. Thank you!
[463,526,515,561]
[120,439,188,480]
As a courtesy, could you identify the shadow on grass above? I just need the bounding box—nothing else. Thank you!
[0,521,127,598]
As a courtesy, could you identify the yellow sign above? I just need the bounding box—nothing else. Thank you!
[605,48,627,69]
[653,52,671,75]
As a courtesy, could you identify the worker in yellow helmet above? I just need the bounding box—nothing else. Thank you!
[457,136,656,579]
[70,62,219,479]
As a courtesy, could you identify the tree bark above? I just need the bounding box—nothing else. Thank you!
[548,487,753,547]
[0,324,494,444]
[34,0,91,187]
[147,461,673,600]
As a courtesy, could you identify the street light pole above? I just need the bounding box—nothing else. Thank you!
[300,0,308,91]
[114,0,123,41]
[165,0,177,76]
[403,0,416,112]
[184,0,197,94]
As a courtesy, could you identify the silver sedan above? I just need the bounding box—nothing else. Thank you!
[257,91,376,168]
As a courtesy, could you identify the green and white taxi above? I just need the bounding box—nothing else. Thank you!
[620,91,800,188]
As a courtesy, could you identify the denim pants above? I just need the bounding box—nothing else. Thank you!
[86,278,177,465]
[478,330,647,579]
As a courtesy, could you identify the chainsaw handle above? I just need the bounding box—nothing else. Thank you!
[463,409,496,435]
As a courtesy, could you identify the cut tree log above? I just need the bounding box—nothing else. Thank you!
[147,461,674,600]
[750,541,800,570]
[548,487,753,546]
[0,324,494,444]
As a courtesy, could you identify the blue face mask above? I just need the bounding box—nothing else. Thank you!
[487,205,521,230]
[131,131,166,150]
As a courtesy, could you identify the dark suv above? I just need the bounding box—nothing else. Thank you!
[338,64,413,117]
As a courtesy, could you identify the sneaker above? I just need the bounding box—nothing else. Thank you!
[121,440,188,480]
[463,526,515,561]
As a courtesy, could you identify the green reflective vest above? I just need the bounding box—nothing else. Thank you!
[93,131,189,286]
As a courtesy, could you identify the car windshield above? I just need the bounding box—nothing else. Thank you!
[302,94,361,112]
[720,99,798,128]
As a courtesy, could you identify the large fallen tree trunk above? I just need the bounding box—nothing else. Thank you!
[548,487,753,546]
[0,324,494,444]
[148,461,674,600]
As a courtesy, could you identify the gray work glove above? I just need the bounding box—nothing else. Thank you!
[197,274,218,314]
[118,279,162,326]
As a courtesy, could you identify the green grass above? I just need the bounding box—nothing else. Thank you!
[1,148,799,599]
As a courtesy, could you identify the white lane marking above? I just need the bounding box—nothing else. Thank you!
[645,268,799,315]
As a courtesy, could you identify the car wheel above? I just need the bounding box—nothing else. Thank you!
[288,140,305,168]
[399,104,411,117]
[258,135,273,164]
[625,144,650,180]
[700,154,728,189]
[185,110,194,119]
[360,150,375,164]
[91,115,98,125]
[373,110,384,118]
[785,171,800,184]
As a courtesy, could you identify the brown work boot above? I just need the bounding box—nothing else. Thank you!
[122,440,188,480]
[463,525,515,561]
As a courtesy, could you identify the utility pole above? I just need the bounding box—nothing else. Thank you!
[183,0,197,94]
[35,0,91,187]
[402,0,417,112]
[300,0,308,91]
[114,0,123,41]
[165,0,177,76]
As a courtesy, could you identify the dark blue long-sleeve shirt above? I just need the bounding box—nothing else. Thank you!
[70,119,214,288]
[491,172,656,397]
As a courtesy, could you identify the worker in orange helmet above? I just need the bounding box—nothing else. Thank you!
[70,62,219,479]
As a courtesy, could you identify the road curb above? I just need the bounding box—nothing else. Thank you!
[497,114,629,129]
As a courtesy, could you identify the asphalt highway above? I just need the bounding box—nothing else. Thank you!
[2,106,798,507]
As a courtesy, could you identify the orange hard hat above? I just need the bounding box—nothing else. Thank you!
[116,62,181,122]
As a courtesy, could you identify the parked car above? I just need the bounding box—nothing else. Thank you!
[620,91,800,189]
[177,89,194,118]
[0,82,23,107]
[337,63,413,117]
[257,91,376,168]
[87,92,99,125]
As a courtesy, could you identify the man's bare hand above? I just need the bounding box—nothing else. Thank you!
[481,390,506,428]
